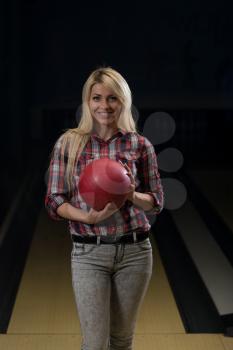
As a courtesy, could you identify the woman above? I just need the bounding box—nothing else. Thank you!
[45,67,164,350]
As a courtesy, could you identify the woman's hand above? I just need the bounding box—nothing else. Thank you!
[119,161,136,202]
[86,202,120,224]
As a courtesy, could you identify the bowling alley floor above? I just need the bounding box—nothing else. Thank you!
[1,168,233,349]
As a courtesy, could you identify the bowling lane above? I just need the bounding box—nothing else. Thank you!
[171,199,233,316]
[170,168,233,324]
[7,209,80,334]
[8,208,184,335]
[0,334,227,350]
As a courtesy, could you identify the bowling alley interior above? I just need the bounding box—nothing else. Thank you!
[1,2,233,350]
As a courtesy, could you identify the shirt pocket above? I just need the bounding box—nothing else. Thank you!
[77,152,99,172]
[116,151,138,178]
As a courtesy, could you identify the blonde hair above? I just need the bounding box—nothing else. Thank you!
[56,66,138,193]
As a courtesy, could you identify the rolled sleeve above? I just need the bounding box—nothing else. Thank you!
[45,194,67,220]
[146,191,163,215]
[140,138,164,215]
[45,136,70,220]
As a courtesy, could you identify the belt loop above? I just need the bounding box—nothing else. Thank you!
[97,236,101,246]
[133,231,137,243]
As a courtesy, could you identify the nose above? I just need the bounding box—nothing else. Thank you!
[99,98,110,109]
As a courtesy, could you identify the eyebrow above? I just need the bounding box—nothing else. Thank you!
[92,93,115,96]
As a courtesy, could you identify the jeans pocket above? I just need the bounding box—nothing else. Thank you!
[71,243,97,258]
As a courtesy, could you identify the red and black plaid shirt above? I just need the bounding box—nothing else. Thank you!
[45,129,164,237]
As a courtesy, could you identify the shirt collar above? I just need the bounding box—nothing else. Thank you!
[91,128,127,142]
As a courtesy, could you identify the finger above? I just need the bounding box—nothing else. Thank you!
[126,170,133,177]
[118,160,125,167]
[106,202,117,210]
[126,171,135,183]
[103,203,112,211]
[125,165,133,175]
[119,160,130,171]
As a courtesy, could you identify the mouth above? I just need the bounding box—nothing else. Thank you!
[98,112,113,117]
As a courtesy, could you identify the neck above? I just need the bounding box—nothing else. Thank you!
[93,125,119,140]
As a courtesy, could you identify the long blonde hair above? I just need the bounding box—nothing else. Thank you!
[56,66,138,193]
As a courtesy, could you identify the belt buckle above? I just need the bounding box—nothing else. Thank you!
[100,235,120,244]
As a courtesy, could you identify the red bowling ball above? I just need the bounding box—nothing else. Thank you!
[79,158,131,211]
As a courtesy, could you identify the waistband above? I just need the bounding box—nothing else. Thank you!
[71,231,150,245]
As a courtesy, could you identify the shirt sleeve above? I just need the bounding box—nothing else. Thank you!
[139,137,164,215]
[45,136,69,220]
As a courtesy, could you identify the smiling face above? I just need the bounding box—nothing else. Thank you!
[89,83,122,129]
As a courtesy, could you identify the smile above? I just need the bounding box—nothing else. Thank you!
[98,112,113,116]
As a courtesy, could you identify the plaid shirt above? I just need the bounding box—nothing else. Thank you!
[45,129,164,237]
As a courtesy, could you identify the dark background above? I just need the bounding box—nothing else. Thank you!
[1,0,233,224]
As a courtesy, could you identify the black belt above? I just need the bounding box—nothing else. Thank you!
[71,231,150,245]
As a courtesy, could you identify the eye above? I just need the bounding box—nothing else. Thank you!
[92,96,100,101]
[108,96,117,101]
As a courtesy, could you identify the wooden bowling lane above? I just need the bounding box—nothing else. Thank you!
[0,334,230,350]
[7,210,80,334]
[136,235,184,334]
[170,168,233,328]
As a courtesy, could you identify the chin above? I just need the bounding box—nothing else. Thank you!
[100,120,115,125]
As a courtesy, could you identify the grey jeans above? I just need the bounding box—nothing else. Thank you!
[71,237,153,350]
